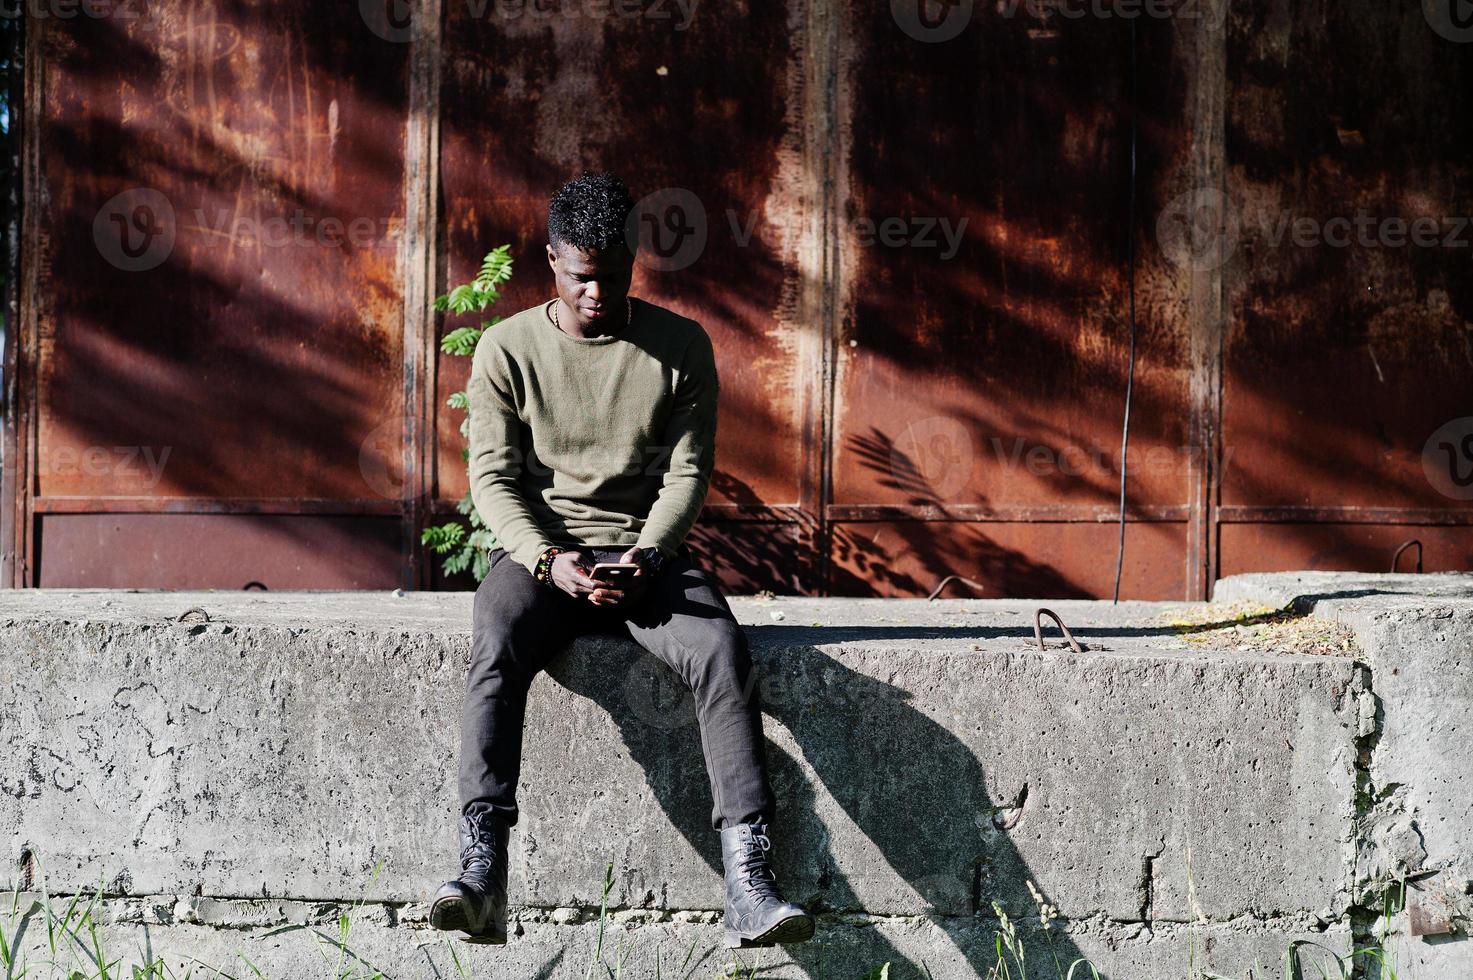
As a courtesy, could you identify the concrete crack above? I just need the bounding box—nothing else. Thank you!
[1139,841,1166,925]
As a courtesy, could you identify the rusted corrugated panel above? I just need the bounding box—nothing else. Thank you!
[828,520,1189,600]
[688,520,818,596]
[38,514,401,589]
[831,5,1196,596]
[434,0,814,525]
[35,3,409,510]
[1222,0,1473,527]
[1219,524,1473,579]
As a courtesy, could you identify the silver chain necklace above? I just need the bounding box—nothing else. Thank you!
[552,297,633,334]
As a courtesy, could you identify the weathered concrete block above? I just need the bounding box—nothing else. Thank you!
[1217,572,1473,975]
[2,590,1360,935]
[9,892,1353,980]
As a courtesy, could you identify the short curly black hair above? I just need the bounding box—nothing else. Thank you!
[547,172,636,251]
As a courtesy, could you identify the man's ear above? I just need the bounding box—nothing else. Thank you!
[546,243,558,271]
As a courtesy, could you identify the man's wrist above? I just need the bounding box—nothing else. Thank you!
[533,546,565,588]
[638,546,669,576]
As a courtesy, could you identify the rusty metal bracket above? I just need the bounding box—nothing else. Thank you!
[1391,538,1423,574]
[1033,607,1084,653]
[927,575,985,601]
[1408,887,1455,938]
[175,607,211,624]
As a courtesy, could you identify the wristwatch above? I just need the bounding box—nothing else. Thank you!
[638,546,668,576]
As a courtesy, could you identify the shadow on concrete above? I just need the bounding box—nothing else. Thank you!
[548,629,1092,979]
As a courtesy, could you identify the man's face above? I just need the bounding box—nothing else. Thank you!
[546,241,635,330]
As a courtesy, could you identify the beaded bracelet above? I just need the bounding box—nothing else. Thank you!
[533,546,565,587]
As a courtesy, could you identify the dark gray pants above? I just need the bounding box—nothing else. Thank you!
[459,544,776,831]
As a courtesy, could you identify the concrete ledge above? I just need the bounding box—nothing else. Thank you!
[1213,573,1473,979]
[9,891,1353,980]
[4,577,1468,978]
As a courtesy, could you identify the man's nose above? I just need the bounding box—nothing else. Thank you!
[585,280,603,302]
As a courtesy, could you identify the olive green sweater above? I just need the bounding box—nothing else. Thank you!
[466,297,718,573]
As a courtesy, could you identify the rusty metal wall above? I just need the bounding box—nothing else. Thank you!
[1218,0,1473,578]
[13,1,410,589]
[5,0,1472,595]
[828,4,1196,598]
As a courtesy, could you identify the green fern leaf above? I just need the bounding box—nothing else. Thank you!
[444,548,473,575]
[440,326,484,357]
[477,245,515,289]
[422,522,467,554]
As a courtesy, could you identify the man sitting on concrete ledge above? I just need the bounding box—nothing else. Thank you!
[428,172,815,950]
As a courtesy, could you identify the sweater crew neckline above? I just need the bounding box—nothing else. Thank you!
[541,298,639,346]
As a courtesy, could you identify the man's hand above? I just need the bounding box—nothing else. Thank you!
[548,547,651,608]
[548,551,604,601]
[583,546,652,609]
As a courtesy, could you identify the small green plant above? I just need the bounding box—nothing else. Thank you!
[421,245,516,582]
[0,863,1407,980]
[985,881,1102,980]
[259,858,392,980]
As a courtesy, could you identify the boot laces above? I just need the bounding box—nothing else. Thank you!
[736,830,781,907]
[460,811,504,885]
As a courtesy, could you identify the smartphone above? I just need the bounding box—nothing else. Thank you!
[590,562,641,582]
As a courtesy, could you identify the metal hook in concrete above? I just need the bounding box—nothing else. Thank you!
[927,575,986,601]
[1033,608,1084,653]
[175,607,211,624]
[1391,539,1423,574]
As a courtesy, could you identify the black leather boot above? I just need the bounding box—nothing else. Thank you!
[429,810,510,944]
[719,822,815,948]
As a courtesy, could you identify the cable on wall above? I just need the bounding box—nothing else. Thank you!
[1112,16,1139,605]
